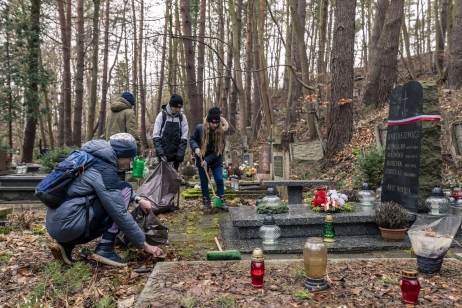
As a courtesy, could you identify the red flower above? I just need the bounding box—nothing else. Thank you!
[312,190,327,207]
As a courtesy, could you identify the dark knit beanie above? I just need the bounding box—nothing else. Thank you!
[206,107,221,123]
[121,92,135,105]
[109,133,137,158]
[169,94,183,108]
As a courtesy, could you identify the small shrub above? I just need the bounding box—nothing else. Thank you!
[34,261,91,302]
[92,297,117,308]
[182,164,197,177]
[181,297,197,308]
[374,201,409,229]
[353,146,385,190]
[40,146,78,173]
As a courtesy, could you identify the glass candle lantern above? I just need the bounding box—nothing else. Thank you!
[231,175,240,191]
[323,214,335,242]
[425,187,450,216]
[259,215,281,245]
[399,270,421,304]
[260,187,282,207]
[223,168,229,180]
[303,237,328,290]
[452,187,462,201]
[376,180,383,202]
[255,198,263,206]
[250,248,265,288]
[357,182,375,206]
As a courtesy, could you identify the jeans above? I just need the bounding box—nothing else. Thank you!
[198,165,224,197]
[63,181,133,246]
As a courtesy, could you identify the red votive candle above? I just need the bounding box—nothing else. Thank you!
[251,248,264,288]
[400,270,421,304]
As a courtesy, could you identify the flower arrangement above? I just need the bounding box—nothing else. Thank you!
[239,161,257,177]
[311,189,354,212]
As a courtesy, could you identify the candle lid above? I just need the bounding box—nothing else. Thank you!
[251,248,264,261]
[325,214,333,223]
[402,269,418,278]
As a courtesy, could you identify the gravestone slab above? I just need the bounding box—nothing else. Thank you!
[0,150,6,171]
[242,152,253,167]
[273,155,283,177]
[381,81,441,212]
[258,146,270,174]
[290,141,323,161]
[231,150,240,170]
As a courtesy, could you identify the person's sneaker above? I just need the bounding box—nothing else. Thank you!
[91,243,128,267]
[50,243,76,265]
[202,196,212,211]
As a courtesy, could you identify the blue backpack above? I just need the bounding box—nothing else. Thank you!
[35,150,100,209]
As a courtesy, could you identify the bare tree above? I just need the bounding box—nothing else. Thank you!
[85,0,101,141]
[180,0,201,127]
[326,0,356,161]
[139,0,148,151]
[74,0,84,146]
[447,0,462,89]
[156,0,170,115]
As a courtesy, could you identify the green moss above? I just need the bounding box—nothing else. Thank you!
[256,203,289,214]
[309,203,356,213]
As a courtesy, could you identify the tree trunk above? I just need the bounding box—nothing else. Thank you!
[326,0,356,161]
[138,0,148,151]
[251,4,262,141]
[56,0,72,146]
[436,0,448,79]
[156,0,169,115]
[256,0,273,132]
[368,0,389,64]
[197,0,206,118]
[401,19,416,79]
[245,0,253,128]
[97,0,110,139]
[447,0,462,89]
[74,0,84,146]
[360,0,405,108]
[222,30,232,125]
[85,0,100,141]
[131,0,138,125]
[318,0,328,106]
[180,0,201,127]
[289,0,317,139]
[22,0,42,162]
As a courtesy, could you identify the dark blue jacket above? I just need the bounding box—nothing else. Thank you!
[190,121,227,169]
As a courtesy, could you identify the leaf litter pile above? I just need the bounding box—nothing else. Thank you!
[139,259,462,308]
[1,207,462,307]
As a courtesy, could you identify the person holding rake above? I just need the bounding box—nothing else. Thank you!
[190,107,229,212]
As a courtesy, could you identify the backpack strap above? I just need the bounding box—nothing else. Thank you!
[85,195,90,238]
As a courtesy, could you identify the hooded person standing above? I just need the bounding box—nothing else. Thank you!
[152,94,189,171]
[106,92,142,180]
[47,133,163,267]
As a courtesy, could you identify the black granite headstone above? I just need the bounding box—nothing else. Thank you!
[382,81,423,212]
[274,156,283,177]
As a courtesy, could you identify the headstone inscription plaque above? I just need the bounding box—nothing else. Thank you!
[273,155,283,177]
[381,81,441,212]
[258,147,271,174]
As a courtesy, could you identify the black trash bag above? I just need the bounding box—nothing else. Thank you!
[118,204,169,246]
[136,161,182,215]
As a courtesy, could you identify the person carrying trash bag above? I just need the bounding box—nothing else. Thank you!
[190,107,229,212]
[46,133,163,267]
[152,94,189,171]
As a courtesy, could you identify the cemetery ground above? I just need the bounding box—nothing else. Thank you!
[1,199,462,307]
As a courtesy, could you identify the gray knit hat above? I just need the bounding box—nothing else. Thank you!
[109,133,137,158]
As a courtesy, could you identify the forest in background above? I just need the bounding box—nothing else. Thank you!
[1,0,462,163]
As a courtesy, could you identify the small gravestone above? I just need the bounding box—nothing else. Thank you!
[273,155,284,177]
[381,81,442,212]
[258,147,271,174]
[273,151,290,199]
[290,141,323,161]
[0,150,6,171]
[243,153,253,167]
[231,150,240,170]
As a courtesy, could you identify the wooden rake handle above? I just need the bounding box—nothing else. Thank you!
[199,156,217,197]
[214,237,223,251]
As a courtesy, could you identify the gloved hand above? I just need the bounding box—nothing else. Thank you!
[176,156,184,163]
[194,148,201,156]
[201,160,207,168]
[160,156,167,162]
